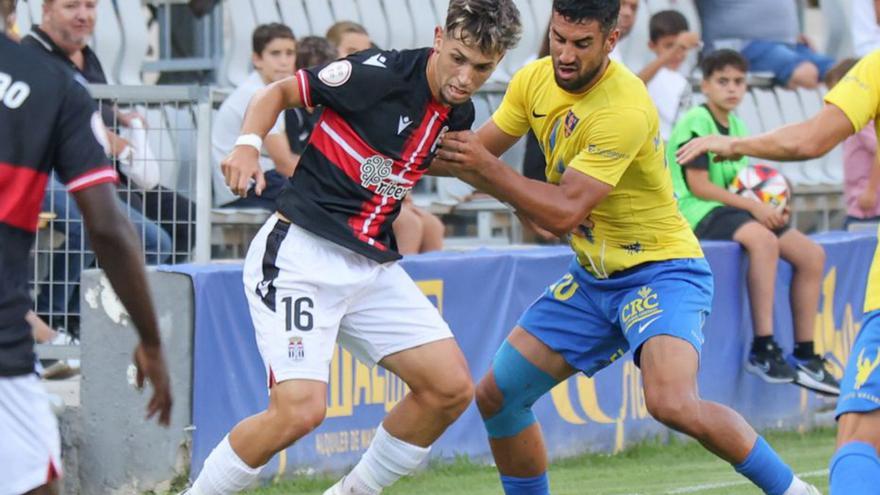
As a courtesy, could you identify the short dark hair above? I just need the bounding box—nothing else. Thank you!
[552,0,620,33]
[701,49,748,79]
[445,0,522,55]
[252,23,295,56]
[296,36,338,70]
[649,10,688,43]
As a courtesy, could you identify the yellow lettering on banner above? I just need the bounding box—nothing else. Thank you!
[813,267,862,379]
[416,280,444,313]
[327,346,354,418]
[273,449,287,484]
[315,428,377,457]
[371,366,386,403]
[575,375,615,424]
[550,381,587,424]
[353,360,372,407]
[385,371,410,413]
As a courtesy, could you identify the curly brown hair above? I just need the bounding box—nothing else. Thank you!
[445,0,522,55]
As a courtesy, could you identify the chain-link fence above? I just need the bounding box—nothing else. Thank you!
[31,85,212,342]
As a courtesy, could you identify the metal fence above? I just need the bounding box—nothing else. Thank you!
[31,85,212,340]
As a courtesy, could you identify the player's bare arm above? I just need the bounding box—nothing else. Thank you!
[73,183,172,426]
[676,104,854,164]
[222,75,305,197]
[437,128,611,237]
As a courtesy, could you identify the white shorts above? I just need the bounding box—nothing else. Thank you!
[0,374,61,495]
[243,217,454,384]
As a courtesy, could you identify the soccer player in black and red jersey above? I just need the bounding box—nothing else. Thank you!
[186,1,521,494]
[0,2,171,493]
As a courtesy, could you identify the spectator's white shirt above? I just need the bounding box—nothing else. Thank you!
[647,67,691,141]
[853,0,880,57]
[211,71,284,207]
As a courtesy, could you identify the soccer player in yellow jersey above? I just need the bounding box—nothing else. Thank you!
[434,1,818,494]
[679,48,880,495]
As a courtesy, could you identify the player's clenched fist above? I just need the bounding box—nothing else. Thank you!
[436,130,493,179]
[222,145,266,197]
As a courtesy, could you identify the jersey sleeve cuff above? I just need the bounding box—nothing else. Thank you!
[296,70,313,109]
[66,166,118,193]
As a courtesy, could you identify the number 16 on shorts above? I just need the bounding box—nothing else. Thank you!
[282,295,314,361]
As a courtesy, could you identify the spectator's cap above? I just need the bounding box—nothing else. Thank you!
[445,0,522,56]
[649,10,688,43]
[252,23,295,56]
[296,36,337,70]
[701,49,748,79]
[824,58,859,88]
[553,0,620,34]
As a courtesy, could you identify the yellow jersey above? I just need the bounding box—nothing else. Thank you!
[492,57,703,278]
[825,49,880,312]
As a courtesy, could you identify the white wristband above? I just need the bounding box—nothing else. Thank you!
[234,133,262,152]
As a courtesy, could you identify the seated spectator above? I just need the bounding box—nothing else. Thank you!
[641,10,698,140]
[853,0,880,57]
[825,59,880,230]
[666,50,837,395]
[696,0,834,88]
[23,0,194,256]
[212,23,299,210]
[610,0,639,63]
[326,21,373,57]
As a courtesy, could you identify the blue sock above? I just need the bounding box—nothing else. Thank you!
[830,442,880,495]
[734,436,794,495]
[500,473,550,495]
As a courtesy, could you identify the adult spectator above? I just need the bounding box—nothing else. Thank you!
[852,0,880,57]
[22,0,174,336]
[696,0,834,88]
[641,10,698,140]
[326,20,372,57]
[610,0,639,63]
[212,23,298,210]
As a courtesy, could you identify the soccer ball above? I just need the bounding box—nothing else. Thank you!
[728,164,790,209]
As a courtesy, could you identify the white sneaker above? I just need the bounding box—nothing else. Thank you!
[323,476,381,495]
[322,478,344,495]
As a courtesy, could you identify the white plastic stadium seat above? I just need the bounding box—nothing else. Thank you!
[431,0,447,31]
[27,0,41,26]
[303,0,335,37]
[733,90,763,137]
[382,0,416,49]
[530,0,553,38]
[251,0,281,25]
[278,0,313,37]
[328,0,361,23]
[751,88,809,186]
[223,0,257,87]
[775,88,826,186]
[407,0,438,48]
[358,0,390,49]
[115,0,149,84]
[822,0,853,60]
[472,93,493,129]
[92,0,122,84]
[15,0,31,35]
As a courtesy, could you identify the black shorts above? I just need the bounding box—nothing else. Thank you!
[694,206,790,240]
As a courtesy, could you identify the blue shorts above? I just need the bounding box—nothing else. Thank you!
[742,41,835,86]
[518,258,713,375]
[836,310,880,418]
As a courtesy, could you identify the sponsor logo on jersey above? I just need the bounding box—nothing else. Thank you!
[398,115,413,135]
[319,60,353,87]
[587,144,628,160]
[363,53,388,68]
[360,155,412,200]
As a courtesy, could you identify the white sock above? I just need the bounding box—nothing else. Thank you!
[342,424,431,494]
[189,435,263,495]
[783,476,813,495]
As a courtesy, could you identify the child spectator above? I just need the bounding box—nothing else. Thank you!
[666,49,838,395]
[825,58,880,230]
[326,21,373,57]
[641,10,699,140]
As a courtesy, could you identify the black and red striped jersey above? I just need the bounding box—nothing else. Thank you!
[0,36,115,377]
[276,48,475,262]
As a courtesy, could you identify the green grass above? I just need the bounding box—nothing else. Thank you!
[242,428,836,495]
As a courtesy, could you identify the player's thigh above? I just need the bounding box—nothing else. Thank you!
[379,338,472,399]
[516,262,626,378]
[0,375,61,495]
[616,258,714,369]
[835,310,880,442]
[339,262,455,371]
[777,228,826,270]
[243,218,352,385]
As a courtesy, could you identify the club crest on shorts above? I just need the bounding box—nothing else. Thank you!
[288,337,305,361]
[563,110,579,137]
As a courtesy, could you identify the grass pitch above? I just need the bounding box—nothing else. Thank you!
[243,427,835,494]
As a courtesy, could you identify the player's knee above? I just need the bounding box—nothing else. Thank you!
[788,62,819,88]
[645,388,699,432]
[800,242,826,276]
[743,226,779,253]
[269,397,327,442]
[416,367,474,419]
[475,373,504,419]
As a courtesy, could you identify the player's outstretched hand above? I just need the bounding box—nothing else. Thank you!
[134,343,173,426]
[436,131,492,179]
[676,135,741,164]
[222,145,265,198]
